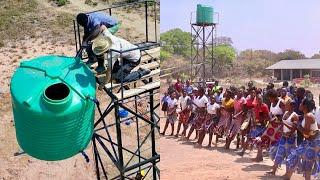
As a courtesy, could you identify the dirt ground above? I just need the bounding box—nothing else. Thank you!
[0,0,159,179]
[159,122,303,180]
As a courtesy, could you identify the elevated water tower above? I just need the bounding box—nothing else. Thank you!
[190,4,219,81]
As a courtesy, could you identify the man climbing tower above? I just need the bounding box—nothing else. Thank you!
[76,12,120,73]
[92,28,150,83]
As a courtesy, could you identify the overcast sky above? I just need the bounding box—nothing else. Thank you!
[160,0,320,57]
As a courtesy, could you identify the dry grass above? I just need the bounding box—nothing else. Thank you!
[0,0,75,49]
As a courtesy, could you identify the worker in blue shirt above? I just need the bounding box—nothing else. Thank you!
[76,12,120,73]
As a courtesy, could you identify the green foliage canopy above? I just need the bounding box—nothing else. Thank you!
[238,49,278,62]
[210,45,236,76]
[212,45,236,67]
[278,49,306,60]
[311,51,320,59]
[160,28,192,57]
[160,50,171,61]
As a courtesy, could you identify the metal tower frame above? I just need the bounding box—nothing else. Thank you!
[73,1,160,179]
[190,13,218,81]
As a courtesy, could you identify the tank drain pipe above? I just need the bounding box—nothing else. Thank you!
[80,151,90,163]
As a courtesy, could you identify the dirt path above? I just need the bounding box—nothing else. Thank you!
[159,118,303,180]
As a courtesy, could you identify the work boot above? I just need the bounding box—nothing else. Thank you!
[95,66,107,74]
[95,55,106,74]
[138,68,151,77]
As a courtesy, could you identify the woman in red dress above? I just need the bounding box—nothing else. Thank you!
[237,94,269,158]
[250,89,285,162]
[175,90,192,138]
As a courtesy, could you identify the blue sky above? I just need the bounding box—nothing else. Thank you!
[160,0,320,57]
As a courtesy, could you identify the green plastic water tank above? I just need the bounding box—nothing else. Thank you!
[196,4,214,25]
[10,55,96,161]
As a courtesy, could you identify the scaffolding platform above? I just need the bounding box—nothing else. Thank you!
[73,1,160,179]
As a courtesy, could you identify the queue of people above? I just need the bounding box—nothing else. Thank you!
[161,79,320,180]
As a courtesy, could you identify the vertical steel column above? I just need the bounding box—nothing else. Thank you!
[110,51,113,90]
[93,138,101,180]
[77,23,81,48]
[202,25,206,80]
[114,101,124,179]
[154,1,157,42]
[145,1,149,42]
[190,24,193,78]
[211,25,214,75]
[134,96,141,172]
[73,20,78,53]
[108,8,112,15]
[149,90,157,180]
[120,55,124,99]
[196,26,199,79]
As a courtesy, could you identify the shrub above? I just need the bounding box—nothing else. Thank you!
[160,50,171,61]
[55,0,69,6]
[302,74,311,88]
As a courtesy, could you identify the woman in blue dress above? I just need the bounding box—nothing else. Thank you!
[268,99,298,175]
[284,97,320,180]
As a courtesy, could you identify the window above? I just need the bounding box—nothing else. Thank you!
[311,70,320,77]
[292,69,300,79]
[274,69,281,80]
[282,69,290,80]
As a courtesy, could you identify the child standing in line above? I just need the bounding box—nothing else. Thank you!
[161,91,178,136]
[161,92,170,117]
[175,90,191,138]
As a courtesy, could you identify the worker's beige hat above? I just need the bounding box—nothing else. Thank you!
[92,33,112,55]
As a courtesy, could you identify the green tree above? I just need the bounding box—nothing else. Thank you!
[238,49,278,62]
[311,51,320,59]
[160,49,172,61]
[278,49,306,60]
[211,45,236,76]
[242,58,273,78]
[160,28,192,57]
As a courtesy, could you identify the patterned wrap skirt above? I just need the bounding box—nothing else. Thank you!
[193,110,207,130]
[179,109,191,125]
[269,135,297,166]
[248,125,266,139]
[214,109,232,136]
[227,114,244,138]
[200,113,219,134]
[251,121,282,149]
[286,132,320,178]
[167,113,178,124]
[187,112,196,126]
[240,110,254,136]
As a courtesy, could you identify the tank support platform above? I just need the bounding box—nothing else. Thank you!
[73,1,160,179]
